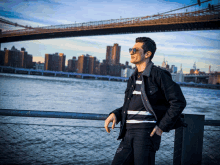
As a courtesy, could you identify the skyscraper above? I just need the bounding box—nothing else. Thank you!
[89,56,96,74]
[45,54,53,71]
[100,60,109,75]
[77,54,91,74]
[20,48,27,68]
[52,53,59,71]
[111,43,121,65]
[26,54,33,68]
[105,43,121,65]
[20,48,32,68]
[59,53,66,72]
[173,66,177,73]
[84,54,90,74]
[165,61,169,70]
[106,46,112,64]
[94,60,100,75]
[4,46,23,68]
[68,56,77,72]
[77,55,84,73]
[44,52,65,71]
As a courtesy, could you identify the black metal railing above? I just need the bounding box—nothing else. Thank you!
[0,109,219,165]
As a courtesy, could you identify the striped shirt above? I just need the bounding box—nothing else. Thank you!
[126,72,157,129]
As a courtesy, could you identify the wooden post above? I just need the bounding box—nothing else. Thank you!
[173,114,204,165]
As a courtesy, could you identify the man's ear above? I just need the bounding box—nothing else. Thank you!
[145,51,152,59]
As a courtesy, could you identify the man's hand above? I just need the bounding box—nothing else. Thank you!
[150,125,163,137]
[104,113,116,133]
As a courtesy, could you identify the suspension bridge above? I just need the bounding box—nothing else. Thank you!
[0,0,219,44]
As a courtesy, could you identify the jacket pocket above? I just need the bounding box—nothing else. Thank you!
[149,86,158,95]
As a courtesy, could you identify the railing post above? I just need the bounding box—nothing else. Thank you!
[173,114,204,165]
[0,29,1,50]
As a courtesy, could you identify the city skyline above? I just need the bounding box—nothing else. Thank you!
[0,44,219,84]
[1,0,219,74]
[0,43,216,74]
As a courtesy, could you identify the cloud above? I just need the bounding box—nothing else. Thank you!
[184,31,220,41]
[32,38,106,54]
[0,0,185,25]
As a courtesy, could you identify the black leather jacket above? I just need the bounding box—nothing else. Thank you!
[110,61,187,140]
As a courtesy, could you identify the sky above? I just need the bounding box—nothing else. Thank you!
[0,0,219,74]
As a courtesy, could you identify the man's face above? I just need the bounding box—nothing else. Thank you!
[130,42,146,64]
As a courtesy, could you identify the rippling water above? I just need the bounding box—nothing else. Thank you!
[0,73,219,164]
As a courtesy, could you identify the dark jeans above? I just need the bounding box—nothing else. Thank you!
[111,128,161,165]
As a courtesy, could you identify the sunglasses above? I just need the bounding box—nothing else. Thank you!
[129,48,139,53]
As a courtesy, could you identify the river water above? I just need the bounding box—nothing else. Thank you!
[0,73,219,165]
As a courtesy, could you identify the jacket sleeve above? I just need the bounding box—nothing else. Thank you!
[109,106,122,124]
[108,78,131,124]
[156,70,187,132]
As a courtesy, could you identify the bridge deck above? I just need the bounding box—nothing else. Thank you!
[0,4,219,43]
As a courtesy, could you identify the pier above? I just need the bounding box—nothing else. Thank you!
[0,66,128,82]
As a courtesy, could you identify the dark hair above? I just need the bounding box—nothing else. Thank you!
[135,37,156,61]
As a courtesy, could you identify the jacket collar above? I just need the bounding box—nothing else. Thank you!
[131,61,154,78]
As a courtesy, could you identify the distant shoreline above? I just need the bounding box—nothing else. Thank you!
[176,82,220,90]
[0,66,127,82]
[178,84,220,90]
[0,71,126,82]
[0,71,219,90]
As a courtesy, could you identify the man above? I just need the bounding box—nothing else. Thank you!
[104,37,187,165]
